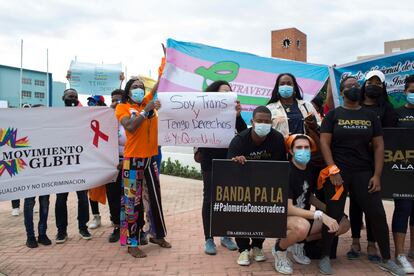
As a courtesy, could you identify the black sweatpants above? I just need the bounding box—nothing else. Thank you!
[106,169,122,226]
[322,170,390,260]
[350,197,375,242]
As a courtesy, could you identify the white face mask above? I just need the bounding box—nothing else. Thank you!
[254,123,272,137]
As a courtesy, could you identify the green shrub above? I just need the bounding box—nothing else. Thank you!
[160,158,202,180]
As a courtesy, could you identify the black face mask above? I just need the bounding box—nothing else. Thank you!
[365,85,383,99]
[343,87,361,102]
[64,99,78,107]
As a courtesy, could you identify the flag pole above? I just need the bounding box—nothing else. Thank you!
[19,39,23,107]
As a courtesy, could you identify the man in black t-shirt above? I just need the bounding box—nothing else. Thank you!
[227,106,286,266]
[272,134,349,275]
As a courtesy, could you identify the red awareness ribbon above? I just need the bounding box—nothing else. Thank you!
[90,120,109,148]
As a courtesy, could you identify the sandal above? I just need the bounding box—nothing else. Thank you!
[346,248,361,260]
[149,237,172,248]
[128,247,147,258]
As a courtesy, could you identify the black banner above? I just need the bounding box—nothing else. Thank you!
[210,160,289,238]
[382,128,414,199]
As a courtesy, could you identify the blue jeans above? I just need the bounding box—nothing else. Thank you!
[24,196,50,238]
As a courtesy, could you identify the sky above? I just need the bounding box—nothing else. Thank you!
[0,0,413,83]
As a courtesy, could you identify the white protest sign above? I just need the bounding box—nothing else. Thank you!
[0,107,118,201]
[158,92,237,148]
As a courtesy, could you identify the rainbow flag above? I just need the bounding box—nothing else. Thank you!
[158,38,329,122]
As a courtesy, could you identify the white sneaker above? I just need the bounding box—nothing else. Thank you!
[288,243,311,265]
[87,215,101,229]
[237,250,251,266]
[252,247,266,262]
[397,254,414,274]
[272,248,293,275]
[11,208,20,216]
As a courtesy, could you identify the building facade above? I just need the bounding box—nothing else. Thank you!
[0,64,67,107]
[271,28,307,62]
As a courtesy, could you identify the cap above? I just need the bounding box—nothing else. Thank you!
[365,70,385,83]
[285,134,317,153]
[87,95,105,105]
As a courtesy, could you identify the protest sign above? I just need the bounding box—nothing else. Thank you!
[0,107,118,201]
[68,61,122,95]
[330,49,414,107]
[381,128,414,199]
[210,160,289,238]
[158,38,329,123]
[158,92,237,148]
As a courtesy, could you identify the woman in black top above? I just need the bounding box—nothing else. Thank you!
[392,75,414,273]
[348,70,397,261]
[196,80,247,255]
[319,76,403,275]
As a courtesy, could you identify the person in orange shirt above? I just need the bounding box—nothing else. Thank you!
[115,77,170,258]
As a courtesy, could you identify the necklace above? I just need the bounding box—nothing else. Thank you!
[282,103,292,113]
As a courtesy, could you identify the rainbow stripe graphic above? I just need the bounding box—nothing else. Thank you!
[0,128,29,148]
[0,128,30,177]
[159,39,329,122]
[0,159,27,177]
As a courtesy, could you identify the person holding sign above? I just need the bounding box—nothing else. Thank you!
[227,106,287,266]
[55,88,91,243]
[115,77,170,258]
[272,134,349,274]
[267,73,321,138]
[348,70,398,262]
[319,77,404,275]
[392,75,414,273]
[195,80,247,255]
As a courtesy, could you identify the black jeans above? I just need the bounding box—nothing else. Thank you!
[89,199,100,215]
[106,169,122,225]
[24,196,50,238]
[236,238,265,252]
[11,199,20,209]
[322,170,390,260]
[55,190,89,233]
[202,170,213,239]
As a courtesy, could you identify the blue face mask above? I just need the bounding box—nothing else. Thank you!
[254,123,272,137]
[293,149,311,165]
[278,85,294,98]
[407,93,414,105]
[130,88,145,103]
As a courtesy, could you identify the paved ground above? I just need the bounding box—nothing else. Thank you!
[0,175,408,275]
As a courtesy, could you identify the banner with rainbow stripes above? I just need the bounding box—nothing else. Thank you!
[158,38,329,122]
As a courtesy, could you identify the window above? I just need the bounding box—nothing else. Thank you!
[22,91,31,98]
[22,78,32,85]
[35,80,45,86]
[392,47,401,53]
[34,92,45,99]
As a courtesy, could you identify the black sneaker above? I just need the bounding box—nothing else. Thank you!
[108,227,120,243]
[38,235,52,246]
[79,229,92,240]
[56,232,68,244]
[26,236,38,248]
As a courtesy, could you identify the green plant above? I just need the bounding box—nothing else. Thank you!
[160,158,202,180]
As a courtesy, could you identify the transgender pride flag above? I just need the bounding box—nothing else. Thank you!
[158,38,329,122]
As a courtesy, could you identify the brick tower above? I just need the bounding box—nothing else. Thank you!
[271,28,307,62]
